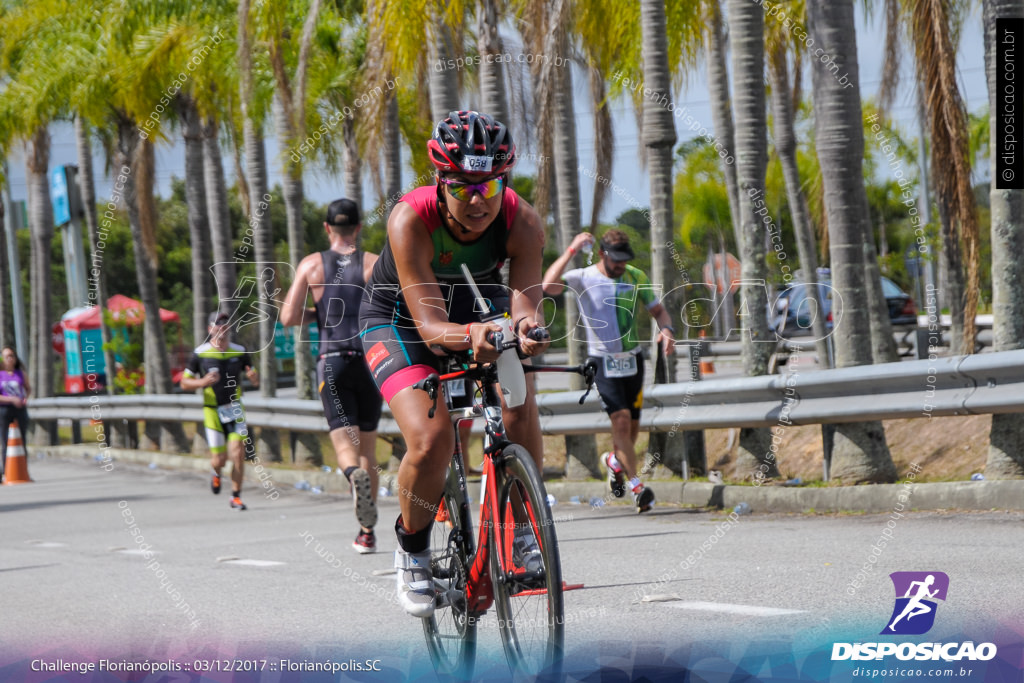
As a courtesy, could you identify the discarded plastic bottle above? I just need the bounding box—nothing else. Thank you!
[311,486,323,495]
[378,486,391,497]
[569,495,581,505]
[971,473,985,481]
[295,480,311,491]
[322,465,333,473]
[589,497,605,508]
[733,502,752,515]
[546,494,557,507]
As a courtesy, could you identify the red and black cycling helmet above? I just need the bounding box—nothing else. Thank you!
[428,110,517,175]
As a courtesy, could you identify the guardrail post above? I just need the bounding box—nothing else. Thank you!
[29,420,58,447]
[258,428,282,463]
[822,423,835,482]
[684,342,707,477]
[72,420,82,444]
[160,422,190,454]
[108,419,138,449]
[141,421,160,450]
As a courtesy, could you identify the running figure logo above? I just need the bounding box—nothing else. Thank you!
[881,571,949,635]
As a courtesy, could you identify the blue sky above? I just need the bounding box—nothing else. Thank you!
[4,4,989,227]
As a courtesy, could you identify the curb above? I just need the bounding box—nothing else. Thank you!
[33,445,1024,513]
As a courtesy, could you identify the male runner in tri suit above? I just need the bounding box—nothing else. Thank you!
[281,198,382,553]
[180,312,260,511]
[544,230,676,513]
[359,111,549,617]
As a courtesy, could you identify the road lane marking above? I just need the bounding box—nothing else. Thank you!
[25,540,66,548]
[219,559,286,567]
[661,601,805,616]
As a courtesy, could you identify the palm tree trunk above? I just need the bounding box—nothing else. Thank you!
[343,117,362,208]
[477,0,510,124]
[428,19,461,122]
[938,202,966,353]
[862,209,899,362]
[239,0,280,461]
[807,0,896,483]
[0,198,8,349]
[116,120,188,453]
[272,98,321,466]
[75,116,117,397]
[203,117,236,303]
[383,94,402,219]
[640,0,687,475]
[767,47,830,367]
[176,98,213,347]
[706,0,742,247]
[985,0,1024,477]
[586,66,613,232]
[25,127,57,445]
[726,0,778,479]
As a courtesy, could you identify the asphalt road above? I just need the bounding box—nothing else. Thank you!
[2,456,1021,681]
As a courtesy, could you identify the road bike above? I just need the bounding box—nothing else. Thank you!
[412,329,596,680]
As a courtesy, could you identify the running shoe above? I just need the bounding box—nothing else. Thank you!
[349,468,378,529]
[604,452,626,498]
[394,548,435,617]
[512,528,544,574]
[353,529,376,554]
[635,486,655,514]
[211,473,221,494]
[230,496,247,511]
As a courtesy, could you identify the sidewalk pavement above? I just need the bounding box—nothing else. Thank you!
[30,444,1024,514]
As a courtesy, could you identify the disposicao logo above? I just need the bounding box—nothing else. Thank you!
[882,571,948,635]
[831,571,997,662]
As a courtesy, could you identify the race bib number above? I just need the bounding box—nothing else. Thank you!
[217,404,240,424]
[462,155,493,172]
[603,352,638,378]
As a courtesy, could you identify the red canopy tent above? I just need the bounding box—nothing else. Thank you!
[59,295,184,393]
[61,294,181,331]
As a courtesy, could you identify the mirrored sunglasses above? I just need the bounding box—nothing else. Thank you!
[440,176,505,201]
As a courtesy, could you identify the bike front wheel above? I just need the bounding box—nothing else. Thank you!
[489,444,564,679]
[423,462,477,678]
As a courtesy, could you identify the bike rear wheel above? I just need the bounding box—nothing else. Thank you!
[489,444,564,679]
[423,456,477,678]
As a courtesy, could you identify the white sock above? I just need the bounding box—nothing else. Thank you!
[629,477,642,493]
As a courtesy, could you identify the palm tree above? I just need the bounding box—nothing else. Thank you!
[807,0,896,483]
[175,96,213,346]
[264,0,326,465]
[877,0,980,354]
[74,116,118,394]
[239,0,281,460]
[203,117,237,302]
[725,0,778,479]
[705,0,741,248]
[765,29,829,367]
[25,127,56,413]
[984,0,1024,478]
[476,0,510,125]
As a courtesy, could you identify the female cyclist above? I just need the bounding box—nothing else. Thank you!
[359,111,549,617]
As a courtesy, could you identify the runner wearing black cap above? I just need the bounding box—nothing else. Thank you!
[281,198,382,553]
[180,311,260,510]
[543,229,676,513]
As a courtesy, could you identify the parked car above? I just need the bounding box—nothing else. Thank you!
[769,274,917,336]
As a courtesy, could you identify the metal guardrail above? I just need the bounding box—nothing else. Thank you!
[28,349,1024,437]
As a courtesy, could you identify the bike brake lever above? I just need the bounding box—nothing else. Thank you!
[413,374,441,418]
[577,359,599,405]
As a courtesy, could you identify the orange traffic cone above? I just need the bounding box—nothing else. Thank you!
[3,421,33,485]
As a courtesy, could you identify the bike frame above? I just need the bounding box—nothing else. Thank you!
[436,363,579,618]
